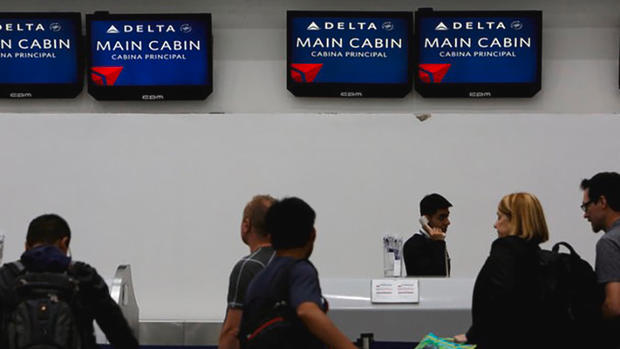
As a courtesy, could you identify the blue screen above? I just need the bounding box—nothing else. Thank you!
[289,15,409,84]
[0,18,78,84]
[417,15,539,84]
[89,19,209,86]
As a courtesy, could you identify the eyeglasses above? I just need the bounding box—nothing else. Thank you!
[580,200,596,212]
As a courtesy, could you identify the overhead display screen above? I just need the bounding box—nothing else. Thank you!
[87,12,212,100]
[287,11,412,97]
[415,9,542,98]
[0,13,82,98]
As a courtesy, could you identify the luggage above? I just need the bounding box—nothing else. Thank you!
[239,259,309,349]
[538,242,604,346]
[3,261,82,349]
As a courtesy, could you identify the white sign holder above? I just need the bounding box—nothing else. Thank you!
[371,278,419,303]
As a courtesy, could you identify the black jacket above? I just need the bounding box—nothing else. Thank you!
[466,236,565,349]
[0,246,139,349]
[403,233,449,276]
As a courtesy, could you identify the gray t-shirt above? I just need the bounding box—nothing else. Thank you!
[226,246,276,309]
[596,219,620,284]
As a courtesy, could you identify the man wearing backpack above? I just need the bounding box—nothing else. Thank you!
[581,172,620,346]
[239,197,356,349]
[0,214,139,349]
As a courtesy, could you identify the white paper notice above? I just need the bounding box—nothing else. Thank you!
[371,279,419,303]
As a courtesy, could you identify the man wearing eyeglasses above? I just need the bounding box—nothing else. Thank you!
[581,172,620,347]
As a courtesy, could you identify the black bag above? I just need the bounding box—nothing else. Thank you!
[239,260,311,349]
[538,242,604,345]
[5,261,82,349]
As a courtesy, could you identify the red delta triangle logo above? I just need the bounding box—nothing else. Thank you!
[90,66,124,86]
[290,63,323,83]
[418,64,451,83]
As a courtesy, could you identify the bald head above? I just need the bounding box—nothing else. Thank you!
[243,195,277,238]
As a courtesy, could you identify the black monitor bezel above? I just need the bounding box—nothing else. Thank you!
[414,8,542,98]
[86,12,213,101]
[0,12,83,99]
[287,10,413,98]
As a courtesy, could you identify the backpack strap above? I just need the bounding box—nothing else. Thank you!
[0,261,25,291]
[9,261,26,274]
[552,241,580,257]
[242,259,308,346]
[0,261,26,342]
[272,259,304,302]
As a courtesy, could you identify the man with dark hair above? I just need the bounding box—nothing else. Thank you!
[219,195,277,349]
[403,193,453,276]
[0,214,138,349]
[26,214,72,247]
[581,172,620,345]
[240,197,356,349]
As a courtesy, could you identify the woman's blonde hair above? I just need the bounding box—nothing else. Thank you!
[498,192,549,243]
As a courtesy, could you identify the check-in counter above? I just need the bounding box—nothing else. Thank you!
[131,277,474,346]
[322,277,475,342]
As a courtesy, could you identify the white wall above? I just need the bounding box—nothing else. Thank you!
[0,0,619,320]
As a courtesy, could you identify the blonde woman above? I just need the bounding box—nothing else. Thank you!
[455,193,558,349]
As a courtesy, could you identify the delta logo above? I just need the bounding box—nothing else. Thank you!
[435,22,449,31]
[435,21,509,31]
[290,63,323,83]
[306,21,379,31]
[90,66,123,86]
[106,25,120,34]
[104,24,183,34]
[418,64,451,83]
[306,22,320,31]
[0,22,46,32]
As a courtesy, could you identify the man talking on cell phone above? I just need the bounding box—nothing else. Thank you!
[403,193,452,276]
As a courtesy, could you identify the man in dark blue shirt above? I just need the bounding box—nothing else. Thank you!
[242,197,356,349]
